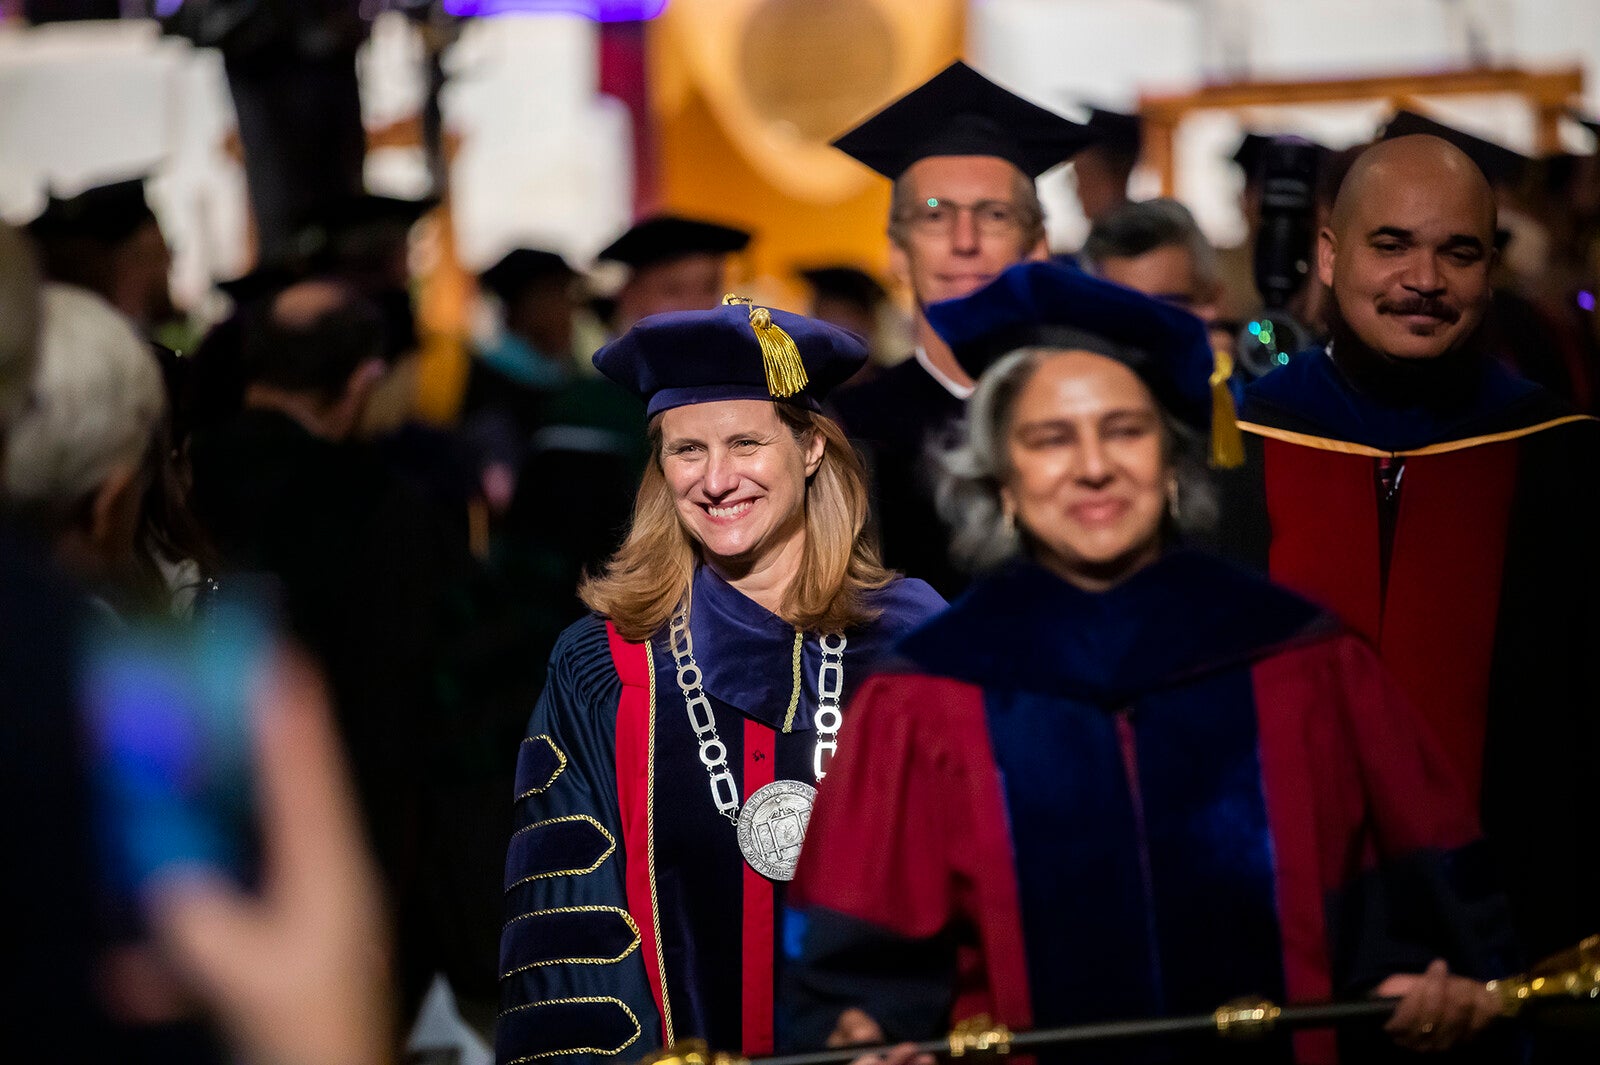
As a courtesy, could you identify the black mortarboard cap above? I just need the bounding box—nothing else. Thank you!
[1085,106,1143,155]
[293,193,438,268]
[596,215,751,270]
[27,178,157,245]
[831,61,1098,181]
[1232,132,1330,183]
[479,249,576,304]
[594,298,867,416]
[1380,110,1529,185]
[1536,153,1581,195]
[798,265,886,309]
[215,263,305,306]
[298,193,438,236]
[1231,133,1270,175]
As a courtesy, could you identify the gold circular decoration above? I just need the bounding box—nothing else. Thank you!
[659,0,961,203]
[738,0,898,144]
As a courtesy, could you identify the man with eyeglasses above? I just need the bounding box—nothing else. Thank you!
[828,62,1096,596]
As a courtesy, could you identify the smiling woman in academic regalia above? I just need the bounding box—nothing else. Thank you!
[787,262,1518,1064]
[495,298,944,1065]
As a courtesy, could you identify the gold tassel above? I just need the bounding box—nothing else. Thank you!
[1208,346,1246,469]
[724,293,808,399]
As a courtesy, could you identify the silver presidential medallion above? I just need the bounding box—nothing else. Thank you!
[736,779,817,882]
[667,599,847,881]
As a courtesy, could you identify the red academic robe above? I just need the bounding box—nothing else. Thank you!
[789,553,1514,1065]
[1221,351,1600,964]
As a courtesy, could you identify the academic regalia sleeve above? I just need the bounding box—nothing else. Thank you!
[1259,634,1519,996]
[496,615,662,1065]
[786,670,1026,1049]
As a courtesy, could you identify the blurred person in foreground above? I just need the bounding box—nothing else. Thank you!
[2,237,232,1062]
[0,221,115,1060]
[0,232,393,1065]
[147,650,396,1065]
[496,299,943,1064]
[3,283,167,616]
[827,61,1097,597]
[188,278,470,1012]
[1221,134,1600,973]
[789,261,1515,1063]
[1079,197,1232,359]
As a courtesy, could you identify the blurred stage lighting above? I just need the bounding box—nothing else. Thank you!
[441,0,668,18]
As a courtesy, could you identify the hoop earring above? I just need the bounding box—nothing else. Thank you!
[1167,480,1181,521]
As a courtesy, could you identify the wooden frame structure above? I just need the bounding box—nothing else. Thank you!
[1138,66,1585,195]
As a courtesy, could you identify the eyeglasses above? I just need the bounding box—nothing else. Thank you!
[893,198,1037,238]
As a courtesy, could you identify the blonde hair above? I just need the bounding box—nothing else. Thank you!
[580,403,893,641]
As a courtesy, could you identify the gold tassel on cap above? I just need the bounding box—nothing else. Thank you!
[1208,346,1246,469]
[724,293,808,399]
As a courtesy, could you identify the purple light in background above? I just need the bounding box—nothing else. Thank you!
[442,0,668,18]
[1579,290,1596,313]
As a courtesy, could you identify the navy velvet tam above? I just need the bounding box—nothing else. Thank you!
[926,261,1242,464]
[592,299,869,417]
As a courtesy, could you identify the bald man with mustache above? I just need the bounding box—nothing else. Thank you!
[1219,135,1600,980]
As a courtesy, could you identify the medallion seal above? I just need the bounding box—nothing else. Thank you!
[736,778,816,881]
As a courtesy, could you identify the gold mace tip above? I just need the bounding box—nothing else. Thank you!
[1487,933,1600,1017]
[638,1039,748,1065]
[1214,997,1282,1039]
[949,1015,1012,1057]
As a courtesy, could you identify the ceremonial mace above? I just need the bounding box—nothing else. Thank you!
[644,936,1600,1065]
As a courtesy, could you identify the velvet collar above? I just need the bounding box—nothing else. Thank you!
[1244,346,1556,452]
[671,566,944,730]
[679,566,803,730]
[896,550,1330,706]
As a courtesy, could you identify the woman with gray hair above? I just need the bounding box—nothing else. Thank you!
[787,262,1515,1061]
[4,282,166,610]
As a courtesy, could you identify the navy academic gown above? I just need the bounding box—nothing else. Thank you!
[1217,350,1600,967]
[790,552,1517,1065]
[496,569,944,1065]
[831,357,968,598]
